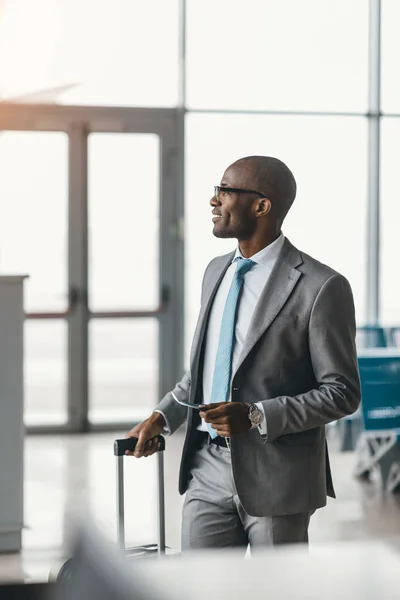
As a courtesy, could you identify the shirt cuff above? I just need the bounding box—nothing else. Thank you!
[255,402,267,436]
[153,409,171,435]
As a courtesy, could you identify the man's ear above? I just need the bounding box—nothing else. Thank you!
[256,198,272,217]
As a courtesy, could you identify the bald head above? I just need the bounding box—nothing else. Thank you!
[227,156,297,224]
[211,155,297,246]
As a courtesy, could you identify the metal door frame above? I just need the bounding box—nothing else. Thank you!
[0,103,184,433]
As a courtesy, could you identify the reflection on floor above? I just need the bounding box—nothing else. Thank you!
[1,431,400,583]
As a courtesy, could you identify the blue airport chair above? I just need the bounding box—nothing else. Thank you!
[354,351,400,492]
[335,327,388,452]
[356,326,387,349]
[386,327,400,348]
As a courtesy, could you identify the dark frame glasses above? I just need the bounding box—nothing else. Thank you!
[214,185,267,200]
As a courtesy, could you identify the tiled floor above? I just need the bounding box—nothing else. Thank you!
[1,431,400,584]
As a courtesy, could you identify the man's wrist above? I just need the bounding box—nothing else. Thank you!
[152,411,166,427]
[246,403,263,428]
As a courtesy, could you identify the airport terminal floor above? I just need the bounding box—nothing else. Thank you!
[1,430,400,584]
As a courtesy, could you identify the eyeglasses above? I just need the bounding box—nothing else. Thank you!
[214,186,267,201]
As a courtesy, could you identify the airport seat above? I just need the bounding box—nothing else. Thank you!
[335,327,388,452]
[386,327,400,349]
[387,460,400,493]
[354,352,400,491]
[356,326,387,350]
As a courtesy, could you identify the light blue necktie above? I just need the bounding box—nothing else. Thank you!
[207,257,256,439]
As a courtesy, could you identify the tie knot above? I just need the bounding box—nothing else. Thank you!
[235,257,256,276]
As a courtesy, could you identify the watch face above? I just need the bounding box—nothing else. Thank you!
[250,406,262,425]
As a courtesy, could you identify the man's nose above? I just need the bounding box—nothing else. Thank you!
[210,194,219,206]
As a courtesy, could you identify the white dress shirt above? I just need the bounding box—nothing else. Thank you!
[198,233,286,435]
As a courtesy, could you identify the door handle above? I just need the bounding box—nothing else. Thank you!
[68,286,87,311]
[161,284,170,308]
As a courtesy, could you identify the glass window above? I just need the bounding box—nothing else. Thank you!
[88,133,160,311]
[89,319,158,424]
[185,114,367,357]
[382,0,400,113]
[186,0,368,112]
[380,119,400,325]
[24,321,68,426]
[0,0,179,106]
[0,131,68,312]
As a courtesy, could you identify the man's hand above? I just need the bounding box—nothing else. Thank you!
[125,412,166,458]
[199,402,250,437]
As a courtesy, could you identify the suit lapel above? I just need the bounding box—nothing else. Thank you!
[190,252,235,390]
[234,239,303,376]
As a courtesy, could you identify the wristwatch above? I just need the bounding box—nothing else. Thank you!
[246,403,263,428]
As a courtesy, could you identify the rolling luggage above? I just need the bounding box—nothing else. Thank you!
[49,435,167,583]
[114,436,167,557]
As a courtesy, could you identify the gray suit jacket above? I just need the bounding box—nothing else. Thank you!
[157,238,361,517]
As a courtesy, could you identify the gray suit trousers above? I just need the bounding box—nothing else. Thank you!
[182,441,312,552]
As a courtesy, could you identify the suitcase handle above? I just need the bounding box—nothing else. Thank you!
[114,435,166,456]
[114,435,166,554]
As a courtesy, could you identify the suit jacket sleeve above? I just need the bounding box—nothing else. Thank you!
[260,273,361,441]
[154,370,191,434]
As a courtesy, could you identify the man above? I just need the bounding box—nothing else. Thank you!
[126,156,361,550]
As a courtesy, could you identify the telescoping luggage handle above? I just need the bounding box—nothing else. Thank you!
[114,436,166,556]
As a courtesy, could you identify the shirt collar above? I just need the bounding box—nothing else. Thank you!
[232,232,285,267]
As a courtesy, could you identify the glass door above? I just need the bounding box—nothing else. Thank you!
[88,132,163,424]
[0,104,183,432]
[85,110,183,429]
